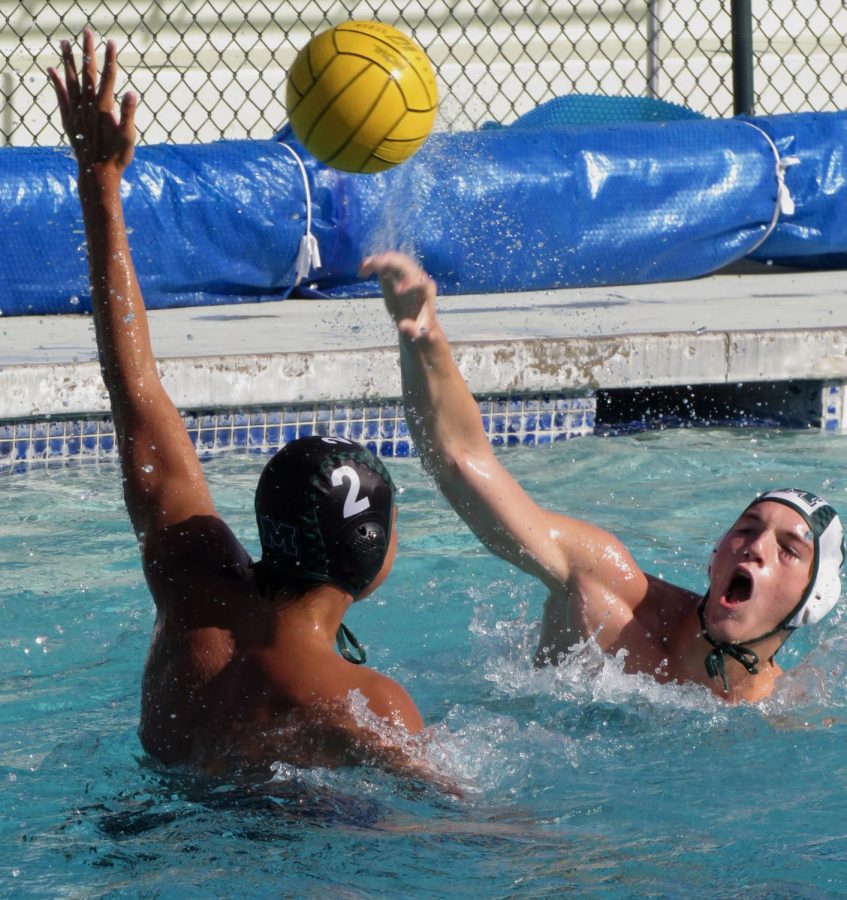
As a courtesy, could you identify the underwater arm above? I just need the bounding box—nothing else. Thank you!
[48,31,218,541]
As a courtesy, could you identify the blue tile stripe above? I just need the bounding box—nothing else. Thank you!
[823,382,844,434]
[0,393,596,472]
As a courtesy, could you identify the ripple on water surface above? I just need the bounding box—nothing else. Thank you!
[4,429,847,894]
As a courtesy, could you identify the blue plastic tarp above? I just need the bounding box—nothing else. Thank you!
[0,106,845,315]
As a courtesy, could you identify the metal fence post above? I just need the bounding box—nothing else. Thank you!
[731,0,755,116]
[646,0,662,100]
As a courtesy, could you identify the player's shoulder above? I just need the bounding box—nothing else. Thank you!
[143,513,252,584]
[354,666,424,732]
[639,574,700,629]
[142,525,258,631]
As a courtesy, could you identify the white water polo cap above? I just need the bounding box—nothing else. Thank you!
[746,488,845,628]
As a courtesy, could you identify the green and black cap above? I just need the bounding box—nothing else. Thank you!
[253,436,396,599]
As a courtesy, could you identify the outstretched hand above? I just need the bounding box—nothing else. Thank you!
[47,28,136,183]
[360,252,437,341]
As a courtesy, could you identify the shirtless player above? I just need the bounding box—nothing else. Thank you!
[362,251,845,703]
[49,31,423,773]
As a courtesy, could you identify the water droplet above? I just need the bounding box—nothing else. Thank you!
[69,295,80,306]
[695,326,706,335]
[141,464,154,473]
[123,313,135,324]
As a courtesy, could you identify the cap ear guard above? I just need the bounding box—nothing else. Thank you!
[782,501,845,627]
[329,521,389,596]
[787,567,842,627]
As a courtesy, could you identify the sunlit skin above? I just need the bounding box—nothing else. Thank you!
[48,31,428,777]
[362,251,813,704]
[704,502,814,645]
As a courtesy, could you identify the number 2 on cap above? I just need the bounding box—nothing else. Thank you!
[331,466,371,518]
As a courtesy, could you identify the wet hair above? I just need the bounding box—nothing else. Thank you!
[251,436,395,599]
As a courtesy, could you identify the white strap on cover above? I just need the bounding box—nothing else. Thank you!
[742,120,800,255]
[278,142,322,287]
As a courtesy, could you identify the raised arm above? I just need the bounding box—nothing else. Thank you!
[49,32,240,567]
[361,252,651,635]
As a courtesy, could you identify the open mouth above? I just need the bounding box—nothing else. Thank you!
[722,570,753,606]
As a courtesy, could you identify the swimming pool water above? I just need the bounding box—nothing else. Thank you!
[3,428,847,897]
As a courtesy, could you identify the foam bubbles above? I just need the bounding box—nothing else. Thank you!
[468,589,724,715]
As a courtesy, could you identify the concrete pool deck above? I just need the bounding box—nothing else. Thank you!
[2,263,847,424]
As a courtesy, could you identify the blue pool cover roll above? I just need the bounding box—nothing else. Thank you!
[0,141,322,314]
[0,107,845,314]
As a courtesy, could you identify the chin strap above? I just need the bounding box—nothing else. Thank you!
[336,622,367,665]
[703,640,760,693]
[698,596,761,693]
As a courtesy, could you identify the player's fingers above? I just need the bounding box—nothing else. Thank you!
[359,254,389,278]
[97,40,117,111]
[61,39,80,108]
[47,67,71,128]
[118,92,138,145]
[360,251,408,277]
[80,28,97,103]
[47,68,71,133]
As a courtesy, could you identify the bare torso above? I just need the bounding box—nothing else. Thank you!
[137,522,420,769]
[539,567,703,676]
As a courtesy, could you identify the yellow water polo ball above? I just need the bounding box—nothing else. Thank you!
[285,20,439,174]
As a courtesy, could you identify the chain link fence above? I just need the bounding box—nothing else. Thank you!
[2,0,846,147]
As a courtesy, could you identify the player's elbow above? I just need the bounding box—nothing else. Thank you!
[430,445,487,495]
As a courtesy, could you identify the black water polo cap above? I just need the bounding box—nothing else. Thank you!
[253,436,396,597]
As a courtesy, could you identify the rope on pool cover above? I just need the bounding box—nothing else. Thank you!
[742,120,800,256]
[278,141,322,296]
[280,119,794,295]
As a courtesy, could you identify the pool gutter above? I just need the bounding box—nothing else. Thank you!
[2,265,847,455]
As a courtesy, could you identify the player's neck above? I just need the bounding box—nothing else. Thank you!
[672,610,783,701]
[711,651,782,702]
[271,583,353,646]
